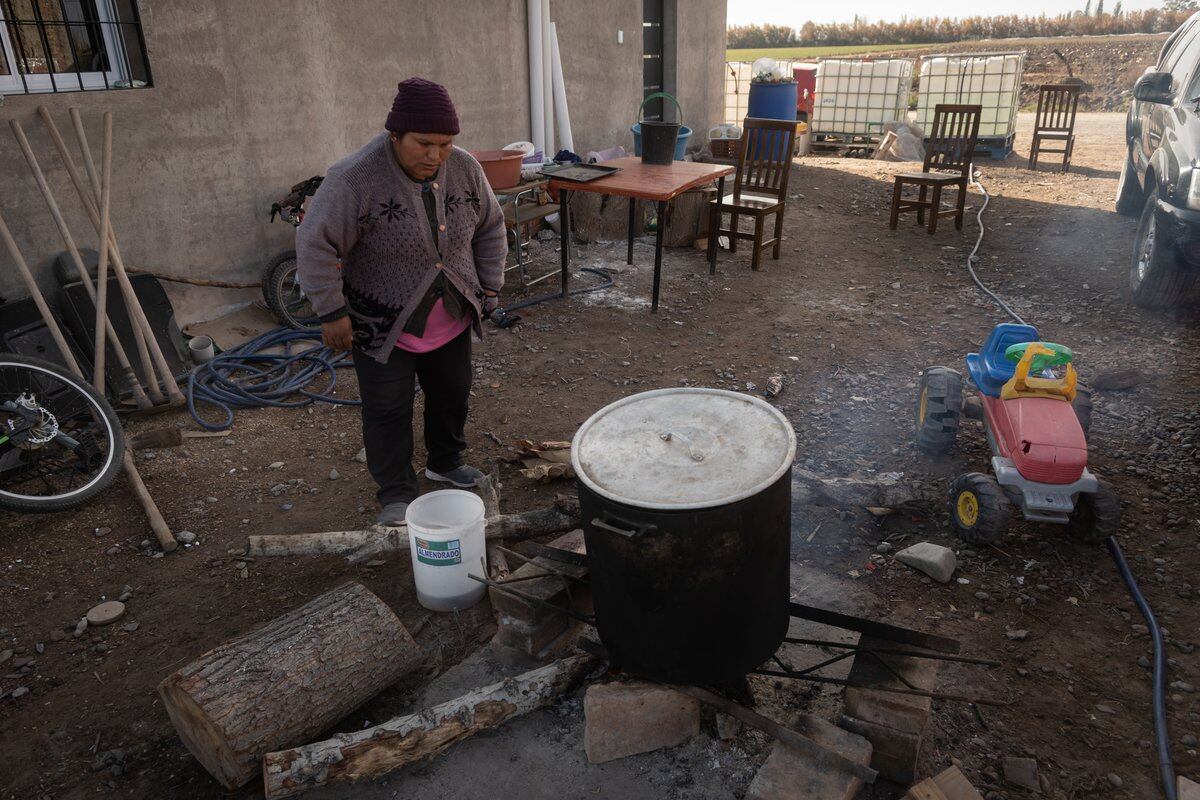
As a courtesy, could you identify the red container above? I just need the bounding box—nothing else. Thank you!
[793,64,818,116]
[471,149,525,191]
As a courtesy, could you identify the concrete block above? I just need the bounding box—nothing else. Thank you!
[905,766,984,800]
[839,714,923,784]
[488,530,589,625]
[584,681,700,764]
[746,715,872,800]
[1001,756,1040,792]
[1179,776,1200,800]
[493,612,568,656]
[895,542,957,583]
[843,636,940,734]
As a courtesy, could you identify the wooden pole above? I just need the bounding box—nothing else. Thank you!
[8,118,152,408]
[32,108,159,401]
[68,107,185,405]
[123,449,176,552]
[262,653,598,799]
[0,208,82,376]
[92,112,113,393]
[0,206,176,551]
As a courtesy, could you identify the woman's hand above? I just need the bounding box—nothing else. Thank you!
[482,290,499,318]
[321,316,354,350]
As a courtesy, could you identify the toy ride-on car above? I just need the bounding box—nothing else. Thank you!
[914,323,1120,545]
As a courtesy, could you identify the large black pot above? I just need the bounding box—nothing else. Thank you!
[572,388,796,685]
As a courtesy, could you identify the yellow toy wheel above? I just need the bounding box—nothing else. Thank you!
[956,490,980,527]
[948,473,1009,545]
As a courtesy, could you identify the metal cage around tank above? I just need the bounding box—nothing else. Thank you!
[810,57,914,147]
[916,51,1026,156]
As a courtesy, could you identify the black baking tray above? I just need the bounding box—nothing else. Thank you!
[539,163,620,183]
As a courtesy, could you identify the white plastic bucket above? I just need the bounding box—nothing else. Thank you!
[405,490,487,612]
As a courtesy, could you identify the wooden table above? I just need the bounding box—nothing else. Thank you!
[546,157,735,312]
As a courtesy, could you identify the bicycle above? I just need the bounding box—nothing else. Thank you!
[262,175,324,330]
[0,353,125,513]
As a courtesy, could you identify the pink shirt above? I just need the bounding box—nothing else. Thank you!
[394,298,472,353]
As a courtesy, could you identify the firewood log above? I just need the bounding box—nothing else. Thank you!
[158,582,422,789]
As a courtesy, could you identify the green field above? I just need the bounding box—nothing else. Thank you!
[726,43,932,61]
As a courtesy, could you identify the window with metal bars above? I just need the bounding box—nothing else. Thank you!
[1,0,151,95]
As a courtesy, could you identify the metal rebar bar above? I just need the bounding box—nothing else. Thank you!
[782,637,1001,667]
[750,668,1005,707]
[466,573,594,626]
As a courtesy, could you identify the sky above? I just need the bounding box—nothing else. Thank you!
[727,0,1165,26]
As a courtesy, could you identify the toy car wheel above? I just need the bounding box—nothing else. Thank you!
[1072,385,1093,436]
[948,472,1010,545]
[1067,480,1121,545]
[915,367,963,454]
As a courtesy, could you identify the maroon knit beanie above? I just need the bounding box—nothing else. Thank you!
[385,77,460,136]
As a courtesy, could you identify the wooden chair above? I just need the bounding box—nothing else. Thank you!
[888,104,981,235]
[1028,83,1081,172]
[708,118,797,271]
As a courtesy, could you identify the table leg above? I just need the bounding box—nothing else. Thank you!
[708,176,725,275]
[627,197,636,265]
[651,199,667,313]
[559,188,570,298]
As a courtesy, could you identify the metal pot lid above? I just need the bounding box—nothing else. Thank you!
[571,388,797,511]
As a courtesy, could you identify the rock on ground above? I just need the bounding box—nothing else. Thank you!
[895,542,957,583]
[584,680,700,764]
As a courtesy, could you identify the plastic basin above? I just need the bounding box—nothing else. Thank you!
[472,149,526,190]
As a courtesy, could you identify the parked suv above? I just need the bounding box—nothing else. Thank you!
[1116,10,1200,307]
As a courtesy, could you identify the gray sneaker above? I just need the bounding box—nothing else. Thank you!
[377,501,409,527]
[424,464,484,488]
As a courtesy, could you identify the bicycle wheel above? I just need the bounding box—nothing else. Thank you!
[263,250,320,329]
[0,354,125,513]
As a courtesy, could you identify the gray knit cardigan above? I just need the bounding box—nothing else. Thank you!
[296,134,507,362]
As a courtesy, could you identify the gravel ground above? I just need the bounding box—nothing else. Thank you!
[1,110,1197,799]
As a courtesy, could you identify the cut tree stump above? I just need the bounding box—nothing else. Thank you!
[262,652,598,799]
[158,582,422,790]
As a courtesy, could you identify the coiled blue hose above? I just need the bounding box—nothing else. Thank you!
[186,327,360,431]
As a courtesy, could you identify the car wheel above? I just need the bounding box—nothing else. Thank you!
[1129,192,1198,308]
[1115,150,1143,217]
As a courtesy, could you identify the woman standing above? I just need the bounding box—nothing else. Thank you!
[297,77,507,525]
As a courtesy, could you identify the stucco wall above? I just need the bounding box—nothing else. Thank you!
[0,0,725,308]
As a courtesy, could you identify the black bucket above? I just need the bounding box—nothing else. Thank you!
[637,92,683,165]
[639,121,681,165]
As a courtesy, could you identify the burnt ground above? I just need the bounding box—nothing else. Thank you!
[2,111,1199,799]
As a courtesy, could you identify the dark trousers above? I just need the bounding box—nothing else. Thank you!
[351,328,472,505]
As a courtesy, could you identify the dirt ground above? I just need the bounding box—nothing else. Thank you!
[2,110,1199,800]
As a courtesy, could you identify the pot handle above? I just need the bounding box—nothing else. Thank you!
[591,514,657,539]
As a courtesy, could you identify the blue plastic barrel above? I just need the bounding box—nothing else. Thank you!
[747,81,798,121]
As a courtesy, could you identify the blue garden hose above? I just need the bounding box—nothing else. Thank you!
[186,327,360,431]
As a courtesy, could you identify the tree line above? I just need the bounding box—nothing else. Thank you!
[727,5,1196,48]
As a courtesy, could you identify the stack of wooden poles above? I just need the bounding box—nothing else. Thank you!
[0,106,179,551]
